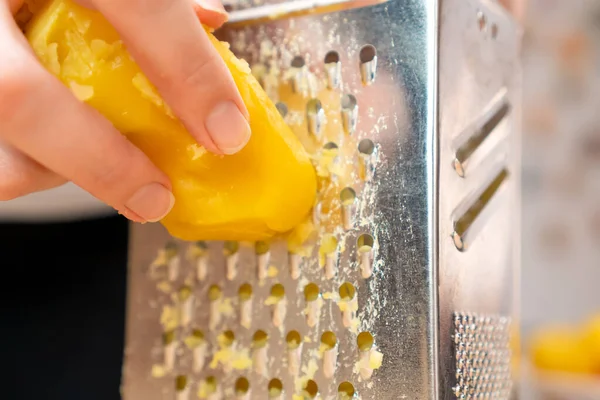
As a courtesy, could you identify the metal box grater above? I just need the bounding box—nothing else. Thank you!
[122,0,522,399]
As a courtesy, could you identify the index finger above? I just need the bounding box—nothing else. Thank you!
[90,0,251,155]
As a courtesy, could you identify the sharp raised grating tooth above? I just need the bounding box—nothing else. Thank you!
[165,242,180,281]
[357,233,375,278]
[238,283,253,329]
[339,282,358,329]
[176,375,189,400]
[184,329,207,373]
[290,56,307,95]
[163,330,177,371]
[286,330,302,376]
[340,187,357,230]
[359,44,378,85]
[324,50,341,90]
[266,284,286,327]
[208,285,222,330]
[320,234,338,279]
[306,98,325,138]
[320,331,338,378]
[224,241,239,281]
[358,138,376,181]
[178,286,194,327]
[341,94,358,135]
[288,252,303,280]
[304,282,321,327]
[252,330,269,376]
[255,241,270,280]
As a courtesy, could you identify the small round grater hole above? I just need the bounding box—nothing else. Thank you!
[324,50,340,64]
[306,98,325,137]
[252,330,269,348]
[321,331,338,349]
[291,55,305,68]
[163,329,176,345]
[268,378,283,397]
[357,233,374,250]
[238,283,253,301]
[359,44,376,64]
[302,380,319,398]
[270,283,285,301]
[208,284,222,301]
[357,331,374,352]
[255,241,270,255]
[235,377,249,395]
[219,330,235,347]
[193,240,208,252]
[477,11,487,31]
[224,241,239,256]
[286,330,302,349]
[358,139,375,155]
[340,187,357,205]
[275,102,288,118]
[304,282,320,302]
[339,282,356,300]
[341,94,358,134]
[165,241,178,257]
[338,382,356,399]
[178,285,192,302]
[176,375,187,392]
[324,142,339,150]
[188,329,204,346]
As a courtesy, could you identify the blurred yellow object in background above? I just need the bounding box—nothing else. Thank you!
[530,314,600,376]
[24,0,317,241]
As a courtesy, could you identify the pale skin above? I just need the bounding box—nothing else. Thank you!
[0,0,526,223]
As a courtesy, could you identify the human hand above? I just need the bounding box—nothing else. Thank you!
[0,0,250,223]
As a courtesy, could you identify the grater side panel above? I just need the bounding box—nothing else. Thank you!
[437,0,522,399]
[122,1,440,399]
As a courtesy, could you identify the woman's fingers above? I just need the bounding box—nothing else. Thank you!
[0,140,66,200]
[86,0,250,155]
[0,5,173,222]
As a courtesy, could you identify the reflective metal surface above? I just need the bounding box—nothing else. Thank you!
[122,0,521,398]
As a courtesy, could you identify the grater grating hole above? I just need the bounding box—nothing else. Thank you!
[304,282,320,302]
[252,330,269,348]
[302,379,319,398]
[219,330,235,347]
[255,241,270,255]
[359,45,376,64]
[339,282,356,300]
[175,375,187,392]
[165,241,178,258]
[223,241,239,255]
[235,377,250,396]
[286,330,302,349]
[269,283,285,300]
[491,23,498,39]
[324,142,339,150]
[208,284,222,301]
[357,331,374,352]
[275,101,288,117]
[163,330,176,345]
[186,329,204,348]
[268,378,283,398]
[324,50,340,64]
[338,381,356,399]
[238,283,253,300]
[340,187,357,205]
[291,55,305,68]
[321,331,338,349]
[358,139,375,155]
[178,285,192,301]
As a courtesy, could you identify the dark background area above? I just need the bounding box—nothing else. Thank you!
[0,216,128,400]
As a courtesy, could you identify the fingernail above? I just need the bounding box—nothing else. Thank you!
[197,0,227,14]
[205,101,251,155]
[125,183,175,223]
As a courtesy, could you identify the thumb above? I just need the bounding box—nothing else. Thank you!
[194,0,229,29]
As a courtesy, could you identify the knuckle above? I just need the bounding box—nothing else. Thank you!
[180,53,220,90]
[0,66,42,132]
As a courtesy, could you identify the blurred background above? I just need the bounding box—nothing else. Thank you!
[517,0,600,398]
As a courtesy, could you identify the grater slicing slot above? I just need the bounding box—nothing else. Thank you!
[452,167,510,251]
[224,0,389,27]
[453,88,511,178]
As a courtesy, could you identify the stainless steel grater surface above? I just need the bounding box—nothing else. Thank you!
[122,0,521,399]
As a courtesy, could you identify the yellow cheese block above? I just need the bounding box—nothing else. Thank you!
[25,0,317,241]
